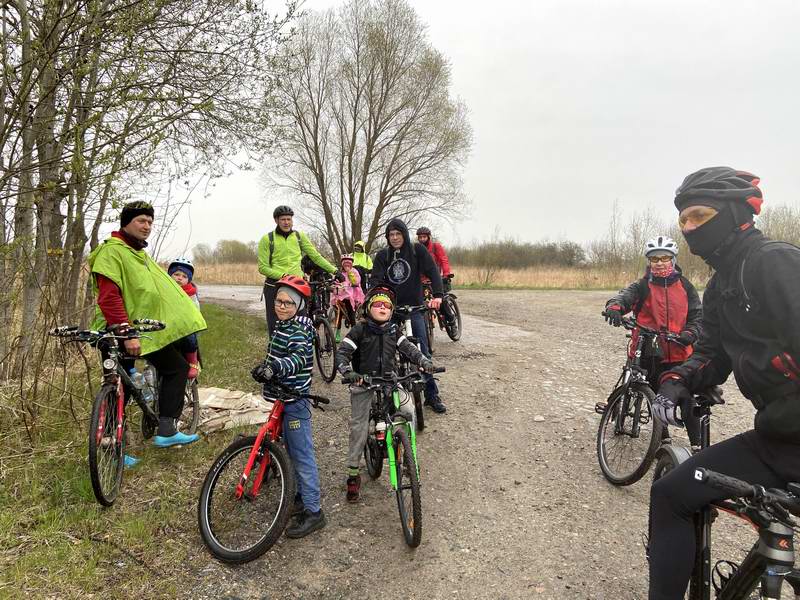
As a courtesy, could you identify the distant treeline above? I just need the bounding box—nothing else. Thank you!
[193,204,800,278]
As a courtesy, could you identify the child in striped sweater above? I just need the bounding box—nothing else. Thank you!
[250,275,326,539]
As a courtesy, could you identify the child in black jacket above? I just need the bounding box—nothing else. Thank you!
[335,285,433,503]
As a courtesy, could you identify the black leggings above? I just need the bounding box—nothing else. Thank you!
[648,429,800,599]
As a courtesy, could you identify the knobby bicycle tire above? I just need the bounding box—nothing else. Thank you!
[412,384,425,432]
[394,427,422,547]
[364,431,384,479]
[198,435,296,564]
[444,296,462,341]
[596,382,661,486]
[88,384,125,507]
[314,317,337,383]
[425,310,435,354]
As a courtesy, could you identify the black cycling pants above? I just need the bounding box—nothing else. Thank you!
[648,429,800,599]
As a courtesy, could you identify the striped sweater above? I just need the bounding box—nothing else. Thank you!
[266,315,314,399]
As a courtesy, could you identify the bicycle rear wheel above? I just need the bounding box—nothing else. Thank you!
[596,382,661,486]
[88,384,125,507]
[178,378,200,434]
[444,296,462,341]
[198,435,296,564]
[314,317,337,383]
[393,427,422,547]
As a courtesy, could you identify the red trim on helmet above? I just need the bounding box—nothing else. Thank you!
[277,274,311,298]
[745,196,763,215]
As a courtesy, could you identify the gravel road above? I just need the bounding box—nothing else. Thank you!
[190,285,771,600]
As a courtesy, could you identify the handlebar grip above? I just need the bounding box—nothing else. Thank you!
[696,468,758,499]
[49,325,78,336]
[309,394,330,405]
[431,366,446,374]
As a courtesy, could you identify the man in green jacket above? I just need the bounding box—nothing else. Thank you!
[352,240,373,292]
[89,201,207,449]
[258,205,342,333]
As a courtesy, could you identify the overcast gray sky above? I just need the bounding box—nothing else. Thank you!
[161,0,800,257]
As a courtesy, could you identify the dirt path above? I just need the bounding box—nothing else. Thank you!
[191,286,762,600]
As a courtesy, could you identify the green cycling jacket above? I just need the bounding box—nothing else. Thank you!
[353,240,373,270]
[257,229,336,280]
[88,237,207,356]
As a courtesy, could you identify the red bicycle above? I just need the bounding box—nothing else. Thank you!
[197,381,329,563]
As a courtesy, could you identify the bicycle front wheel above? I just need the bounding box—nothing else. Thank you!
[393,427,422,547]
[444,296,462,341]
[412,384,425,432]
[314,318,337,383]
[425,311,435,354]
[88,384,125,506]
[596,382,661,486]
[364,430,384,479]
[198,435,296,564]
[178,378,200,434]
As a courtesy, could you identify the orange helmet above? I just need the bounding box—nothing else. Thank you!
[276,274,311,298]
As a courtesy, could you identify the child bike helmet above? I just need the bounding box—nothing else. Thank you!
[168,257,195,280]
[364,284,396,306]
[276,274,311,298]
[340,253,354,264]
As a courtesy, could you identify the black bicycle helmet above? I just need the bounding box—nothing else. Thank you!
[273,205,294,218]
[416,226,432,236]
[674,167,763,216]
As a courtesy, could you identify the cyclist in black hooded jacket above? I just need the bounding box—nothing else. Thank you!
[371,217,446,413]
[647,167,800,600]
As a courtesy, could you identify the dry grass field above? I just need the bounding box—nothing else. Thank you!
[193,262,708,290]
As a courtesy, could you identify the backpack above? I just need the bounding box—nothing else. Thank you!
[738,240,800,313]
[267,230,301,267]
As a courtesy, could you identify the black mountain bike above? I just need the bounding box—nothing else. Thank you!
[595,314,683,486]
[308,274,337,383]
[652,388,800,599]
[422,276,462,347]
[50,320,199,506]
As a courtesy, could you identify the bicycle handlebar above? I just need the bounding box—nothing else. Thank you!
[394,304,428,317]
[262,380,330,409]
[697,468,800,518]
[340,367,446,387]
[601,312,685,345]
[48,319,167,340]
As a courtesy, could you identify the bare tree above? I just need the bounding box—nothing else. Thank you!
[267,0,472,257]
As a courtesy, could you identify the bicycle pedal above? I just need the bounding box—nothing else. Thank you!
[594,402,607,414]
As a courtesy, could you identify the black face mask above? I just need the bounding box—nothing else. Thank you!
[682,207,738,261]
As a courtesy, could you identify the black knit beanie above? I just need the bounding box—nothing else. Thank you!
[120,201,155,228]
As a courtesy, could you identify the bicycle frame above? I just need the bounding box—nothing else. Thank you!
[371,384,419,489]
[234,399,285,500]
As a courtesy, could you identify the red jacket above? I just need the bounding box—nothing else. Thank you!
[421,239,451,277]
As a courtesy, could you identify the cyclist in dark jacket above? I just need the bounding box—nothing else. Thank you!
[604,235,703,391]
[371,217,446,413]
[647,167,800,600]
[335,285,433,502]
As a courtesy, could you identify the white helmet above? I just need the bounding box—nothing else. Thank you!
[168,257,194,278]
[644,236,678,258]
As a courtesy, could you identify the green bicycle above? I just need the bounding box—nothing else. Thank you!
[351,368,445,547]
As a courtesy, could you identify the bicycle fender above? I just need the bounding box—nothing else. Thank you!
[654,443,693,468]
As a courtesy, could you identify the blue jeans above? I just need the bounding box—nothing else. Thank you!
[409,311,439,400]
[282,399,321,513]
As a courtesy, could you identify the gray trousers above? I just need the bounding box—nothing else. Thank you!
[348,387,374,469]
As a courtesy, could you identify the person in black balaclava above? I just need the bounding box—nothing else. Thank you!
[646,167,800,600]
[371,218,447,413]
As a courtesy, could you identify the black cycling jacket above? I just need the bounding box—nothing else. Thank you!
[667,228,800,442]
[335,319,425,377]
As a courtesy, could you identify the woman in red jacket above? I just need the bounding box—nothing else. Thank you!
[604,236,703,443]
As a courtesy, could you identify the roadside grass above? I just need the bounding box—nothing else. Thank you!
[0,303,266,599]
[194,261,710,290]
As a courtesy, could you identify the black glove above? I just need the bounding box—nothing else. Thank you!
[653,378,691,428]
[342,371,365,384]
[677,331,696,346]
[334,272,346,283]
[419,359,434,373]
[604,306,623,327]
[251,362,274,383]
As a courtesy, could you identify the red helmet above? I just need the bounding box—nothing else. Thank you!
[276,274,311,298]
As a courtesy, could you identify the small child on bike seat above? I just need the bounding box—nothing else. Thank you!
[168,258,201,379]
[250,275,326,539]
[330,254,365,341]
[335,284,434,503]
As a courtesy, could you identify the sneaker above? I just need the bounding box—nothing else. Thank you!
[123,454,140,469]
[424,396,447,414]
[285,509,326,539]
[153,431,200,448]
[346,475,361,503]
